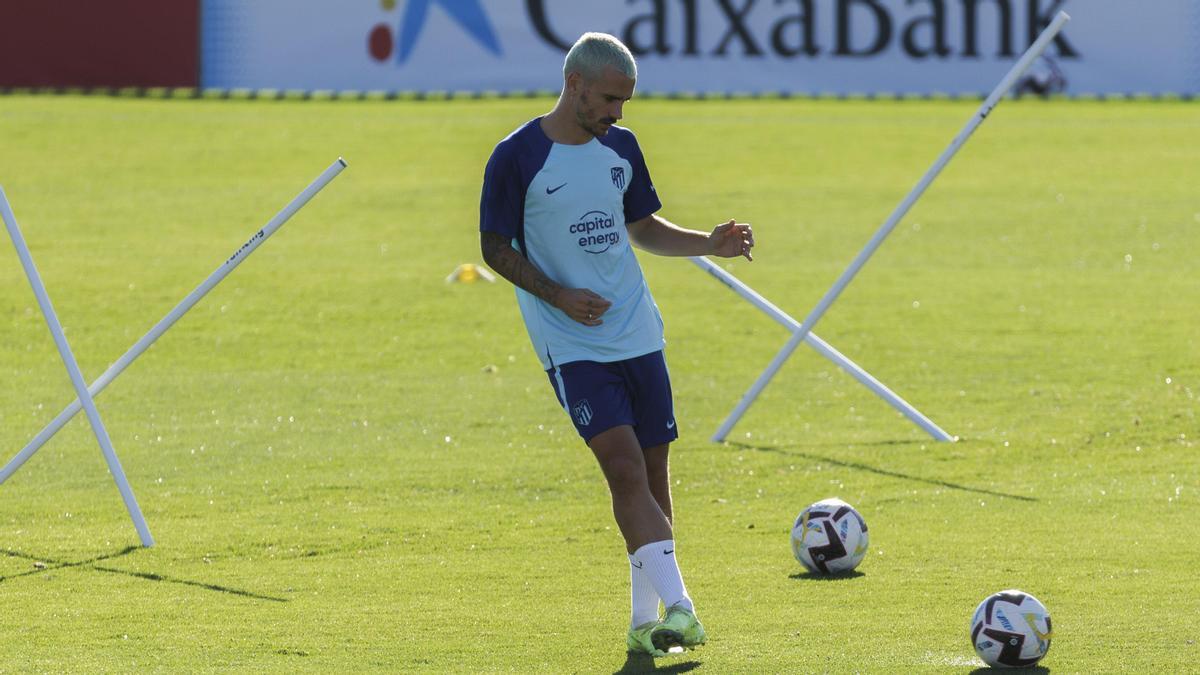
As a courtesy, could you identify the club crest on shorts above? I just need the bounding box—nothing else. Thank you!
[610,167,625,190]
[572,399,594,426]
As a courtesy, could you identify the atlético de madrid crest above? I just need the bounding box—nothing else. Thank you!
[572,399,593,426]
[610,167,625,190]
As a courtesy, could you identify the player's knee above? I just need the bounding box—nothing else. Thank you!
[599,453,648,495]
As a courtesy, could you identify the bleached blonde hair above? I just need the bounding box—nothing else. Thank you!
[563,32,637,82]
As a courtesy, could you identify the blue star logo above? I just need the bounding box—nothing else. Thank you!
[397,0,502,63]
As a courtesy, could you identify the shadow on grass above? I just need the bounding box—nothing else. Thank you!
[2,546,287,602]
[964,662,1051,667]
[615,652,702,674]
[727,441,1036,502]
[788,570,865,582]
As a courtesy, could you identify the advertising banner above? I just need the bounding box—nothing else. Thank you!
[201,1,1200,95]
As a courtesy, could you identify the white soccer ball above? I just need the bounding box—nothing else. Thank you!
[790,497,868,574]
[970,590,1053,668]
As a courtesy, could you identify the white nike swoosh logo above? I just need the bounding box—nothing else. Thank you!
[666,420,675,429]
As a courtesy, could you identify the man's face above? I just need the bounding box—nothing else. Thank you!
[570,66,635,138]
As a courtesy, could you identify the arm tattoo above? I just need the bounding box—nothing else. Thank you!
[480,232,562,307]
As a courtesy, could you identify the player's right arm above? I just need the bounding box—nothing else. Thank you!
[480,134,609,327]
[481,232,610,326]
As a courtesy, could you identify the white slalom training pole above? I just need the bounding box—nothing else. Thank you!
[1,188,154,546]
[689,256,954,442]
[713,11,1070,442]
[0,158,347,485]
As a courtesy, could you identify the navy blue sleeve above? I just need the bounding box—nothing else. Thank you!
[619,133,662,223]
[479,139,524,240]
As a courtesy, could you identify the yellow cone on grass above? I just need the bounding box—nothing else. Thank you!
[446,263,495,284]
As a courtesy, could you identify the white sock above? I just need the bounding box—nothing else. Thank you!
[631,540,693,613]
[628,554,661,628]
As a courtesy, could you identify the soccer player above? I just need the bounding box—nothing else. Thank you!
[478,32,754,656]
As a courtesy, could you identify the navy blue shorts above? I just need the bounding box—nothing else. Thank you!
[546,351,678,448]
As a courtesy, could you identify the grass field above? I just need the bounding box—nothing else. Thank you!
[0,94,1196,672]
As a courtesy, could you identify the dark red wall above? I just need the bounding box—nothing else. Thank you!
[0,1,199,87]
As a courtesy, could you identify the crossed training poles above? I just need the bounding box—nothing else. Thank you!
[697,12,1069,443]
[0,158,347,547]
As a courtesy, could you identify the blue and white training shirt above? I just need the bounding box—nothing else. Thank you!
[480,117,665,369]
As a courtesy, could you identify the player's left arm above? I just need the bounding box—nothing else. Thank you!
[626,214,754,261]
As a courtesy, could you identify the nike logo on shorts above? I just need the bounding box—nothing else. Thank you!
[546,182,567,194]
[666,420,675,429]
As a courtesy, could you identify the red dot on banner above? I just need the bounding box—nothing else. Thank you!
[369,24,393,62]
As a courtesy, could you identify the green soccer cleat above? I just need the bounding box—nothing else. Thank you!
[651,605,706,652]
[627,621,666,657]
